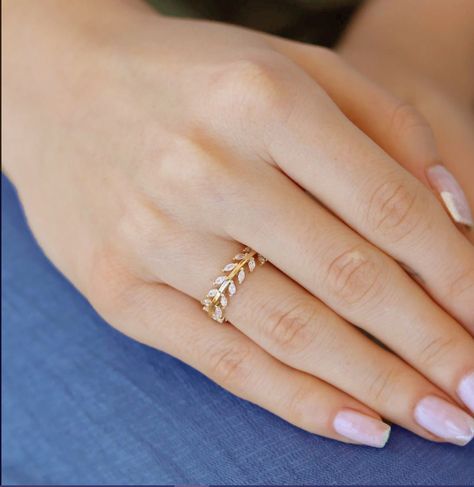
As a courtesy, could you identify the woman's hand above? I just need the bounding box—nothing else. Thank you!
[3,0,474,447]
[338,0,474,241]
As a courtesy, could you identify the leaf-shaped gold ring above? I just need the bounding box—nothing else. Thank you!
[201,247,267,323]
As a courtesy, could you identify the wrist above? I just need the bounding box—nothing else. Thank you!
[2,0,159,91]
[2,0,162,184]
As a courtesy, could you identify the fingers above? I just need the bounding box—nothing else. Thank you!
[99,277,391,448]
[275,39,473,231]
[135,224,474,445]
[275,41,438,177]
[210,166,474,416]
[225,263,474,446]
[161,52,474,327]
[144,130,474,417]
[231,59,474,329]
[412,92,474,239]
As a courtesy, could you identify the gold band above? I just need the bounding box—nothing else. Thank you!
[202,247,266,323]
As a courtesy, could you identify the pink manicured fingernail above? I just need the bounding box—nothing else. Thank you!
[426,165,473,228]
[333,409,391,448]
[458,371,474,414]
[414,395,474,446]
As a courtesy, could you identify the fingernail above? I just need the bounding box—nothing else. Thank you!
[426,165,473,228]
[414,395,474,446]
[458,371,474,414]
[333,409,391,448]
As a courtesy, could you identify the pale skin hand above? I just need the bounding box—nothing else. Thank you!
[338,0,474,243]
[3,0,474,447]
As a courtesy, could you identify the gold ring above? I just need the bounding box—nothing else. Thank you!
[202,247,266,323]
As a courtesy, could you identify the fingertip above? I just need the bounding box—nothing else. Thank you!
[426,164,474,228]
[333,408,391,448]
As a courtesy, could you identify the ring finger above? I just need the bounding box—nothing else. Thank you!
[138,228,474,446]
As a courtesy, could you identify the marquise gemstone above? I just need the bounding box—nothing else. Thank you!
[223,263,237,272]
[228,281,237,296]
[213,306,223,321]
[214,276,226,286]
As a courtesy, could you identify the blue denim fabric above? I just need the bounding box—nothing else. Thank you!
[2,174,474,485]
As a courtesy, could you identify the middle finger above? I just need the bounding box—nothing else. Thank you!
[147,228,474,445]
[218,163,474,416]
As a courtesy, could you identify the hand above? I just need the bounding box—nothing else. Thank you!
[338,0,474,241]
[3,0,474,447]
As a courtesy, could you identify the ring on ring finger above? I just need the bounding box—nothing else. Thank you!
[202,246,266,323]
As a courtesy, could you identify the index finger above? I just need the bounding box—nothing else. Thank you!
[254,65,474,331]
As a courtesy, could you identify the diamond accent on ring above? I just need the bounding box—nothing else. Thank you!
[228,281,237,296]
[214,276,226,286]
[212,306,223,322]
[202,246,266,323]
[223,263,237,272]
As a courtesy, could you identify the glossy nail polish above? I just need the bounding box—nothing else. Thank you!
[333,409,391,448]
[458,371,474,415]
[414,395,474,446]
[426,165,473,228]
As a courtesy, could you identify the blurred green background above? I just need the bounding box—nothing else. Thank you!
[147,0,362,46]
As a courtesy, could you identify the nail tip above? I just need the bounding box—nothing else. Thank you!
[415,395,474,446]
[366,424,391,448]
[333,409,391,448]
[426,164,473,228]
[453,216,474,229]
[457,371,474,415]
[452,433,474,447]
[377,425,391,448]
[439,191,473,228]
[456,419,474,446]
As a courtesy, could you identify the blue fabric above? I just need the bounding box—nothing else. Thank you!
[2,173,474,485]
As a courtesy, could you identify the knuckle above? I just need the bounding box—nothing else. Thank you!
[208,341,253,389]
[388,101,430,138]
[417,335,456,368]
[208,56,292,119]
[110,191,179,277]
[448,265,474,301]
[157,134,239,207]
[325,245,386,309]
[264,298,319,355]
[286,383,318,426]
[159,135,213,184]
[366,367,401,404]
[115,196,161,253]
[366,177,429,242]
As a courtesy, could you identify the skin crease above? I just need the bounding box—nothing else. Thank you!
[338,0,474,243]
[2,0,474,448]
